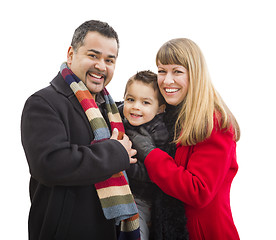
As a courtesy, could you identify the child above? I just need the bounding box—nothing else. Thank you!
[120,70,169,240]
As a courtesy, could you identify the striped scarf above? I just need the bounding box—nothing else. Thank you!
[60,63,140,240]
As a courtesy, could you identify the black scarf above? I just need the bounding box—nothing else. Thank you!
[150,104,189,240]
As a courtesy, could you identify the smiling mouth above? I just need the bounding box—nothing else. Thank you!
[165,88,179,93]
[88,72,106,81]
[130,113,142,118]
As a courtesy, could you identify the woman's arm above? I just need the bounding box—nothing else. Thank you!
[144,128,237,208]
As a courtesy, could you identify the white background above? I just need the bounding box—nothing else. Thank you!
[1,0,275,239]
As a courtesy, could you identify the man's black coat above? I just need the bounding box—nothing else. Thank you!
[21,73,129,240]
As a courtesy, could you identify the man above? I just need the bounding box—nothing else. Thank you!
[21,20,137,240]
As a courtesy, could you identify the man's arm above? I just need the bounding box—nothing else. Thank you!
[21,95,130,187]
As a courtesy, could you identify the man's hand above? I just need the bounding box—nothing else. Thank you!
[111,128,137,164]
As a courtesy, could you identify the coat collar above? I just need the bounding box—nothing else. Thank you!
[49,72,108,141]
[50,72,105,104]
[50,72,73,97]
[50,72,94,138]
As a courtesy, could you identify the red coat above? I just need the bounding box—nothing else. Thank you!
[144,123,240,240]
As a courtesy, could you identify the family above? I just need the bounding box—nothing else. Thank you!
[21,20,240,240]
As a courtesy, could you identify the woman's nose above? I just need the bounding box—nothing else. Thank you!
[163,73,174,84]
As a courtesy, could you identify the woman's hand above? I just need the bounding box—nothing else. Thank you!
[126,127,156,162]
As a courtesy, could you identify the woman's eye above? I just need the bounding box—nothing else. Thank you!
[158,70,166,74]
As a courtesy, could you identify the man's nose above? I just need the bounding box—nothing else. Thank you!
[95,59,106,72]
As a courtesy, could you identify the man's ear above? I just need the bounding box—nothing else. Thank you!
[67,46,74,67]
[157,104,166,114]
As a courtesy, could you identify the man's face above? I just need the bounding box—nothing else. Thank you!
[67,31,118,96]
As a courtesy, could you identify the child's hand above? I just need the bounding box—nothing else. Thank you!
[126,127,156,162]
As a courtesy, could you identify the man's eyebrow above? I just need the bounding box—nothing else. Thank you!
[88,49,116,59]
[88,49,101,54]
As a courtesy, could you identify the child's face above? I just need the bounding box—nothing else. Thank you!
[123,81,161,126]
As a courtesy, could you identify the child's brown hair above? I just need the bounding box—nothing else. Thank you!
[124,70,165,106]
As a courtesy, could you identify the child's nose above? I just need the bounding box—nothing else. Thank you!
[133,101,141,109]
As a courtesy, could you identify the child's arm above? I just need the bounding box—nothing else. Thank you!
[126,160,151,182]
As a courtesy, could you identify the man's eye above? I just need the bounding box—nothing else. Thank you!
[89,54,97,58]
[106,59,114,64]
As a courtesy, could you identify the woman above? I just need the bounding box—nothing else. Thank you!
[127,38,240,239]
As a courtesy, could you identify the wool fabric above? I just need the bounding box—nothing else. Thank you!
[61,62,140,240]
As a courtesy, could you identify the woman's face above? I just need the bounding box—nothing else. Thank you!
[157,62,189,106]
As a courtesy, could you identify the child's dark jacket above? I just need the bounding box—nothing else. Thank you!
[117,102,169,202]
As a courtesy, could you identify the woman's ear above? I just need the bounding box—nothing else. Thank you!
[157,104,166,114]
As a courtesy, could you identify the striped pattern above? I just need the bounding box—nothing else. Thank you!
[60,63,140,240]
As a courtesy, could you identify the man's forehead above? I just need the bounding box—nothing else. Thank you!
[82,32,118,56]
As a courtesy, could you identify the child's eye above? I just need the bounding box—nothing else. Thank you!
[126,98,134,102]
[143,101,150,105]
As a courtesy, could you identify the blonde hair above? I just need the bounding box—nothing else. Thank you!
[156,38,240,145]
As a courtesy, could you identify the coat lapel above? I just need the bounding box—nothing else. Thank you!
[50,73,94,140]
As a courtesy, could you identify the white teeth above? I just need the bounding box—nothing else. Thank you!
[90,73,102,79]
[165,88,179,93]
[131,113,142,117]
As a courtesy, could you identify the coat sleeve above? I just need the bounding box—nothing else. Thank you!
[21,94,130,187]
[144,127,236,208]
